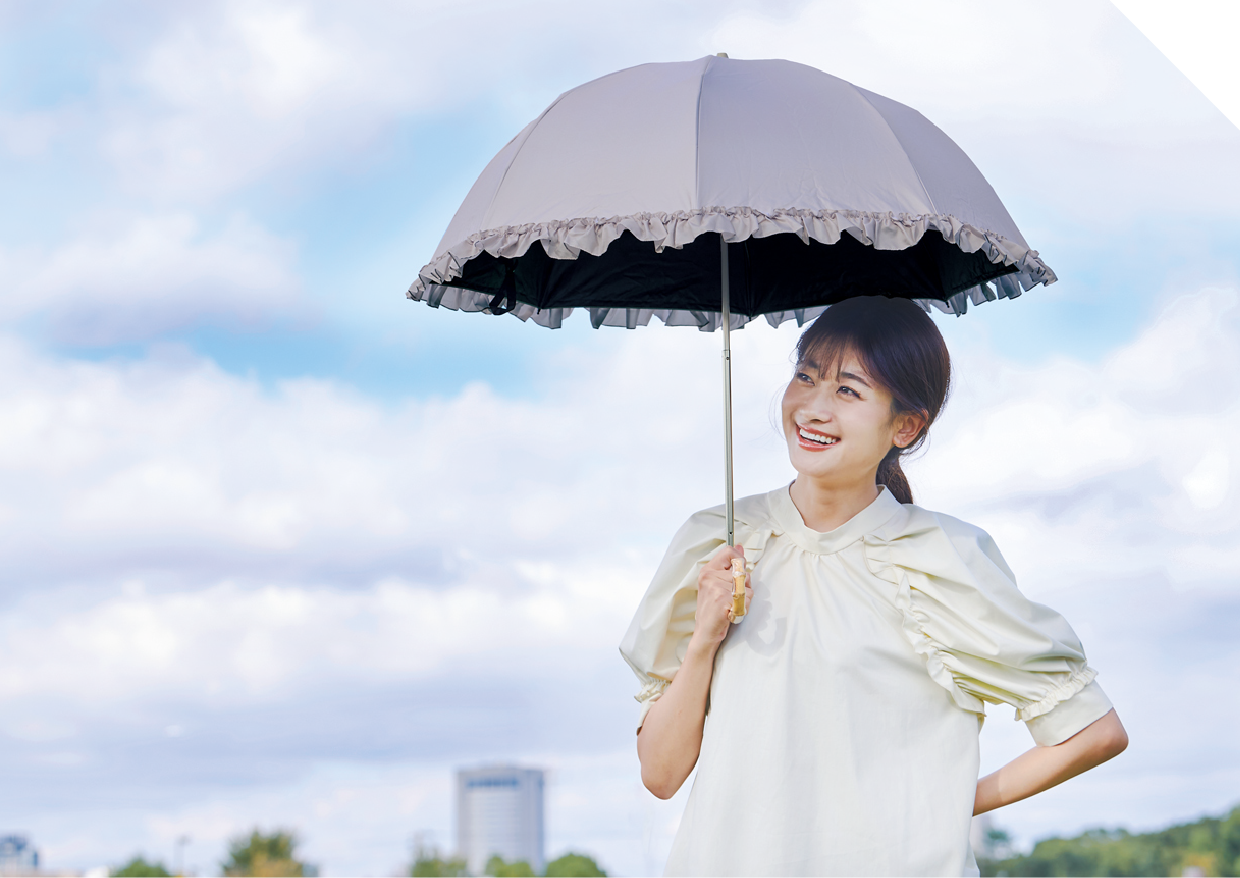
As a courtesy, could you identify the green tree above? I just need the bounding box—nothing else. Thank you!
[484,854,535,876]
[221,829,309,877]
[544,852,607,876]
[409,844,468,877]
[979,804,1240,877]
[113,856,172,877]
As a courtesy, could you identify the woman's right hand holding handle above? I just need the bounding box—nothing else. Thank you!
[691,545,751,648]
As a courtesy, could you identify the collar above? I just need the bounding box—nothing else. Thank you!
[768,482,903,555]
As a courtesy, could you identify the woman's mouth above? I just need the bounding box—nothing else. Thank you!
[797,426,839,450]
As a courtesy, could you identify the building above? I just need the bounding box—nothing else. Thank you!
[0,836,38,877]
[455,764,544,875]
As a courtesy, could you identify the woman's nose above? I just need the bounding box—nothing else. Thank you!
[797,399,834,422]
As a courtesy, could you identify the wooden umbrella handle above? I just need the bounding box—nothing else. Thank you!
[730,557,747,621]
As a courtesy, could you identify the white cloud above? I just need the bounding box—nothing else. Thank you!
[1,286,1239,873]
[0,212,302,343]
[1,285,1238,703]
[0,313,785,583]
[0,573,629,707]
[35,0,1229,213]
[911,286,1240,591]
[95,0,728,199]
[1182,449,1228,510]
[5,0,1235,352]
[27,750,677,878]
[144,5,347,114]
[103,1,381,198]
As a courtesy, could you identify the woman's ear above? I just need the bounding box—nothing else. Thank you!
[892,412,927,449]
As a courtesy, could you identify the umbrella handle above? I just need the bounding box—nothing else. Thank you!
[730,557,746,622]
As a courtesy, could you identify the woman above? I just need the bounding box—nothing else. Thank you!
[620,296,1127,877]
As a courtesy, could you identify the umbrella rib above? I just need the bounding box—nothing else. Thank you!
[851,86,940,217]
[694,56,710,214]
[483,91,575,231]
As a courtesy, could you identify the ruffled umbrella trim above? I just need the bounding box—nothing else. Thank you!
[408,206,1056,330]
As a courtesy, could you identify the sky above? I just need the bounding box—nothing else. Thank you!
[1,1,1239,875]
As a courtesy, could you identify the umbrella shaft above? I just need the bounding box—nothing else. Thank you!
[720,235,734,548]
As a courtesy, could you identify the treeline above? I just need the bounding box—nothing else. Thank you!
[115,832,606,878]
[411,849,605,876]
[981,805,1240,877]
[114,829,313,877]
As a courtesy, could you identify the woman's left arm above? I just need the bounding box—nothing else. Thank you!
[974,709,1128,815]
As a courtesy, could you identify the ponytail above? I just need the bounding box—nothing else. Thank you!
[876,446,913,505]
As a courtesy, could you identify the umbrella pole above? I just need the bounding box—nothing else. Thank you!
[720,235,746,620]
[720,235,735,547]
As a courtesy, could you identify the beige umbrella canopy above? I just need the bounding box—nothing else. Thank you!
[407,55,1055,610]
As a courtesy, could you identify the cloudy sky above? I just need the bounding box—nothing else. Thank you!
[2,1,1239,875]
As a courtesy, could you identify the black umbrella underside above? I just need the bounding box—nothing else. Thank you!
[432,230,1020,320]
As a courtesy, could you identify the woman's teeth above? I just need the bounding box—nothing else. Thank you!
[799,427,838,445]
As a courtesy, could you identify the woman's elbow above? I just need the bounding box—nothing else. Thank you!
[641,763,683,800]
[637,734,681,799]
[1103,716,1129,759]
[1090,710,1129,762]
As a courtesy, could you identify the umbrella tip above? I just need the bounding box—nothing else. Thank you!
[716,52,729,58]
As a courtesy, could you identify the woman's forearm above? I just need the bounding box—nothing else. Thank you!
[974,709,1128,815]
[636,637,719,799]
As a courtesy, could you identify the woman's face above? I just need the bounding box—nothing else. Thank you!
[781,351,922,486]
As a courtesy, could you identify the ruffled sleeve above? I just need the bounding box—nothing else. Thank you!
[864,505,1114,746]
[618,493,778,731]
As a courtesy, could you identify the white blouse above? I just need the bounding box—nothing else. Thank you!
[620,485,1113,877]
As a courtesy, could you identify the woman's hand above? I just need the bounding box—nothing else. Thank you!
[690,545,752,648]
[637,544,752,800]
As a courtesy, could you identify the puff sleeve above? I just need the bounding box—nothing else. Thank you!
[618,495,777,731]
[864,505,1114,746]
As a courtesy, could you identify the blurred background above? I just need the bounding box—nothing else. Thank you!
[1,0,1238,875]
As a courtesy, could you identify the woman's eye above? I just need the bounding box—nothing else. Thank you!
[838,385,860,398]
[796,372,813,384]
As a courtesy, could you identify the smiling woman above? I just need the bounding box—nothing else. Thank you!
[619,296,1128,877]
[785,296,951,510]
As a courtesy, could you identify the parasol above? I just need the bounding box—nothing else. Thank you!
[408,55,1055,618]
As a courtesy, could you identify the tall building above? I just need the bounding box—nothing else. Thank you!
[0,835,38,877]
[455,764,544,876]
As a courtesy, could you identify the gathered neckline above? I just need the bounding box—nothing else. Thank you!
[767,482,903,555]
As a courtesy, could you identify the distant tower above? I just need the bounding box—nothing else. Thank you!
[0,836,39,877]
[455,764,545,875]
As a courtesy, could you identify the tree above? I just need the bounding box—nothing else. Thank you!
[221,829,309,877]
[484,854,535,876]
[979,804,1240,877]
[544,852,607,877]
[113,856,171,877]
[409,844,468,877]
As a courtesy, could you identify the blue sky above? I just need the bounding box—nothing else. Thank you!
[1,1,1239,875]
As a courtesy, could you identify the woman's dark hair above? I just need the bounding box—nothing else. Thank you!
[794,296,951,504]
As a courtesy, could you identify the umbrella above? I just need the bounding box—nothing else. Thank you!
[407,55,1055,617]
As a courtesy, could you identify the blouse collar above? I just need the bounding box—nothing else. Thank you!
[768,481,904,555]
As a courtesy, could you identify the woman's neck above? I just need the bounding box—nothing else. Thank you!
[788,472,880,533]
